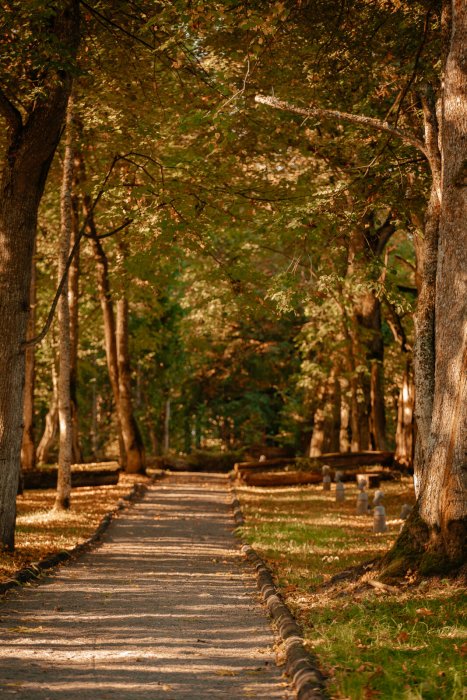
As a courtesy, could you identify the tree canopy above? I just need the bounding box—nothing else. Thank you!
[0,0,465,573]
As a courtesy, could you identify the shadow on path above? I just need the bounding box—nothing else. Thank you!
[0,474,291,699]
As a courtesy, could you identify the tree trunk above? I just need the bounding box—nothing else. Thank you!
[324,370,341,452]
[383,0,467,574]
[163,398,171,454]
[21,251,37,471]
[349,371,370,451]
[36,362,59,464]
[90,382,99,460]
[309,369,341,456]
[148,422,159,456]
[0,2,80,548]
[347,216,393,453]
[417,0,467,561]
[351,283,387,451]
[339,379,351,452]
[309,384,326,457]
[116,296,146,473]
[55,95,75,510]
[69,190,82,463]
[394,362,415,469]
[86,200,127,468]
[195,411,202,449]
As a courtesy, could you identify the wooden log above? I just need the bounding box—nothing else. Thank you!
[234,457,300,473]
[234,450,394,475]
[241,470,322,487]
[318,451,394,468]
[22,463,120,490]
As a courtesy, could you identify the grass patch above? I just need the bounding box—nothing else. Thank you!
[236,478,466,699]
[0,473,148,583]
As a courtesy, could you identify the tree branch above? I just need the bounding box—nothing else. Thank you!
[255,94,427,157]
[0,88,23,133]
[384,297,412,352]
[23,216,132,349]
[420,86,442,193]
[84,218,133,240]
[22,231,83,349]
[22,153,132,349]
[79,0,154,50]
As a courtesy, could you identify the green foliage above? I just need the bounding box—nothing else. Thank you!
[12,0,438,460]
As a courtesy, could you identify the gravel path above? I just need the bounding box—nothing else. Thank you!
[0,473,292,699]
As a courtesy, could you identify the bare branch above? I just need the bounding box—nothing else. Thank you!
[79,0,154,50]
[84,218,133,240]
[395,254,416,272]
[255,94,428,157]
[22,232,82,349]
[22,154,131,349]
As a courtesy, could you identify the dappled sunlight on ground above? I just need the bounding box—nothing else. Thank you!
[0,475,148,581]
[236,475,466,699]
[0,474,291,699]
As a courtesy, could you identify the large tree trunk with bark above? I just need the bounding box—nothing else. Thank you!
[0,2,80,548]
[417,0,467,563]
[383,0,467,575]
[116,296,146,473]
[21,252,37,471]
[55,96,75,510]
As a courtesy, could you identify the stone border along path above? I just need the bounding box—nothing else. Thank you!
[0,472,294,699]
[230,488,326,700]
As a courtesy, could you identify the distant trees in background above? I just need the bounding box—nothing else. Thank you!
[0,1,465,572]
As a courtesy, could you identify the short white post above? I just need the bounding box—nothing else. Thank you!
[356,490,369,514]
[373,505,387,533]
[336,481,345,502]
[373,489,384,506]
[357,474,368,490]
[322,464,331,490]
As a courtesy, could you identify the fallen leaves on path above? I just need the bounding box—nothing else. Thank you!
[0,474,149,584]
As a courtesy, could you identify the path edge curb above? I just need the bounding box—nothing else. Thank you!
[0,473,165,597]
[230,482,327,700]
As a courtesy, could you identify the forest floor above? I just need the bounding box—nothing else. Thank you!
[0,473,292,699]
[0,473,150,583]
[236,477,466,700]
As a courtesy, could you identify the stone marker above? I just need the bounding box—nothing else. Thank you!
[259,454,267,462]
[373,489,384,506]
[335,470,344,483]
[400,503,413,520]
[373,505,387,533]
[336,481,345,502]
[356,490,369,514]
[322,464,331,476]
[356,474,368,490]
[323,474,331,491]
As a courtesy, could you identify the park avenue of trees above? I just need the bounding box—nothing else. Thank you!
[0,0,465,577]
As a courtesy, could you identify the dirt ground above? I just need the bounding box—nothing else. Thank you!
[0,473,292,699]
